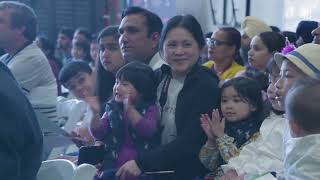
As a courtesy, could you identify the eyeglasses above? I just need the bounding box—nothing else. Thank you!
[206,38,232,46]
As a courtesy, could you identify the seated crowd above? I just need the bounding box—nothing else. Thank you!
[1,1,320,180]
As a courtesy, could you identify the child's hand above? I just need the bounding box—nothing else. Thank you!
[210,109,225,138]
[123,89,135,111]
[200,109,225,139]
[85,96,101,115]
[200,114,216,142]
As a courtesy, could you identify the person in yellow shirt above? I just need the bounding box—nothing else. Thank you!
[204,27,245,81]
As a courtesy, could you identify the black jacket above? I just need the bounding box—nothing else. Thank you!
[0,62,43,180]
[136,64,219,179]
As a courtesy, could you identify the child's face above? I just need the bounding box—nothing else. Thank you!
[90,42,99,62]
[64,72,94,100]
[275,60,306,109]
[99,36,127,74]
[71,46,85,60]
[221,86,256,122]
[267,68,282,111]
[113,79,139,103]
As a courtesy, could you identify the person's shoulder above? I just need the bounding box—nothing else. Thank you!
[202,60,215,69]
[231,62,245,71]
[17,43,48,62]
[195,64,219,83]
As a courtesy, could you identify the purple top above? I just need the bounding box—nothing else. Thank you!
[91,104,160,168]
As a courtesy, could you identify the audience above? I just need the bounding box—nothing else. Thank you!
[116,14,220,180]
[71,40,93,65]
[284,78,320,179]
[247,32,285,72]
[221,43,320,180]
[56,27,74,65]
[199,77,264,179]
[0,1,58,124]
[119,6,165,70]
[89,62,160,180]
[90,35,99,65]
[95,26,127,110]
[295,20,318,47]
[1,2,320,179]
[73,27,92,43]
[240,16,272,65]
[204,27,245,82]
[58,61,95,144]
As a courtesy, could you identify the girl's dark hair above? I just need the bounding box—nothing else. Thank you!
[266,58,280,75]
[219,26,243,65]
[97,25,120,42]
[221,77,263,117]
[116,62,157,104]
[159,15,205,55]
[245,66,269,92]
[59,61,92,85]
[36,35,55,58]
[259,32,286,53]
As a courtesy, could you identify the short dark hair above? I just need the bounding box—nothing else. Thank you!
[97,25,120,42]
[296,20,318,43]
[121,6,163,37]
[285,77,320,133]
[281,31,297,45]
[59,61,92,85]
[116,62,157,104]
[259,32,286,53]
[0,1,37,41]
[59,27,74,40]
[75,27,92,41]
[221,77,264,117]
[159,15,205,55]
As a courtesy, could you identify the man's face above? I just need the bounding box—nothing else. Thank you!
[311,24,320,44]
[0,9,17,48]
[57,33,72,50]
[119,14,157,63]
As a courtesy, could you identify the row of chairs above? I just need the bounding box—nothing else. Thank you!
[37,159,96,180]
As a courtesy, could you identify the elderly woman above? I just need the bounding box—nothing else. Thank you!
[204,27,245,81]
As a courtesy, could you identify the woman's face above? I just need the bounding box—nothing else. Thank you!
[163,27,201,78]
[248,36,274,71]
[207,30,235,62]
[275,60,306,109]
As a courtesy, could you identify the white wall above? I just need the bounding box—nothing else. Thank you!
[176,0,285,33]
[251,0,284,30]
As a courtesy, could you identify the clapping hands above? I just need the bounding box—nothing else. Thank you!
[200,109,226,142]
